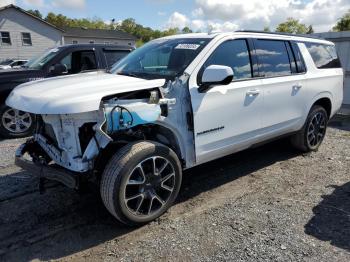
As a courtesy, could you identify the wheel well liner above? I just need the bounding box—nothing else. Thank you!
[313,97,332,118]
[94,124,185,175]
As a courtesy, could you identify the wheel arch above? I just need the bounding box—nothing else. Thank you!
[309,92,333,119]
[94,123,188,175]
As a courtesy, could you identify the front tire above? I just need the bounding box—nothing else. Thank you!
[291,105,328,152]
[0,105,35,139]
[100,141,182,226]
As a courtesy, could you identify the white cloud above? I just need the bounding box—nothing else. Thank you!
[191,19,206,31]
[52,0,86,10]
[207,21,239,32]
[165,0,350,33]
[165,12,238,32]
[166,11,189,29]
[23,0,44,7]
[0,0,16,7]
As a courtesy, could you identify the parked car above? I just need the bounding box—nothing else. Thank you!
[0,44,134,138]
[7,32,343,226]
[0,59,28,70]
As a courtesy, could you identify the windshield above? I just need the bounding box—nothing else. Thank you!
[24,48,61,69]
[110,38,210,80]
[0,59,14,66]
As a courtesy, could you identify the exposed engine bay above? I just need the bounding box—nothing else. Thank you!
[22,75,196,176]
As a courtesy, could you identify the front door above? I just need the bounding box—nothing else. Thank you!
[190,39,264,164]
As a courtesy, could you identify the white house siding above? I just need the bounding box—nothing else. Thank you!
[0,8,63,61]
[64,36,135,46]
[313,31,350,106]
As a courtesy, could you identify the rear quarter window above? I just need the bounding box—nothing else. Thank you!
[305,43,341,69]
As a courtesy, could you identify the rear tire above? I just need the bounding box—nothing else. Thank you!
[0,104,35,139]
[291,105,328,152]
[100,141,182,226]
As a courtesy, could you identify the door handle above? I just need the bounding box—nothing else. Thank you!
[246,89,260,96]
[293,84,302,90]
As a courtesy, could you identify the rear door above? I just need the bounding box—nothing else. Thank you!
[253,39,307,135]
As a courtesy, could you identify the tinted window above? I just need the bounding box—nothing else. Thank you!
[203,40,252,80]
[255,40,292,77]
[305,43,341,69]
[103,50,130,68]
[291,42,306,73]
[60,50,97,74]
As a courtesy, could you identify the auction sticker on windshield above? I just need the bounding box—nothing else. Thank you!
[175,44,201,50]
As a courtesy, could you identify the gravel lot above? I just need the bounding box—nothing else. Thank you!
[0,116,349,262]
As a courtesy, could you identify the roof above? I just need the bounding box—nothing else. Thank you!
[312,31,350,41]
[0,4,137,41]
[0,4,64,32]
[57,43,135,51]
[162,32,333,45]
[63,27,137,41]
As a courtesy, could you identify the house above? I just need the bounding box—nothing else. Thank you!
[313,31,350,108]
[62,27,136,46]
[0,4,136,61]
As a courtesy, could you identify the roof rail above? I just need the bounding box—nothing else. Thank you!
[235,30,324,40]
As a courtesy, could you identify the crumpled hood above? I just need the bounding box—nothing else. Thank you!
[6,71,165,114]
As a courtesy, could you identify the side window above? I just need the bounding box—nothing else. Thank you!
[60,53,72,72]
[305,43,341,69]
[255,40,292,77]
[202,40,252,81]
[60,50,97,74]
[103,50,130,68]
[291,42,306,73]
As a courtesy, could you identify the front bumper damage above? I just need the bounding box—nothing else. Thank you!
[15,143,78,189]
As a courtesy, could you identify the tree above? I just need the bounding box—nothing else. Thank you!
[306,25,314,34]
[263,26,271,32]
[27,9,43,19]
[276,18,309,34]
[182,27,193,34]
[36,10,179,44]
[333,10,350,31]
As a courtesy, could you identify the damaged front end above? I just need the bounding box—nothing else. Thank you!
[14,77,193,190]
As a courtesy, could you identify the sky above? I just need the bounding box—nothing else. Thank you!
[1,0,349,32]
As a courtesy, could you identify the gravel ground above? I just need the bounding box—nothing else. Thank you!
[0,116,349,262]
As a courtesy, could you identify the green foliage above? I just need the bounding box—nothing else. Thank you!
[306,25,314,34]
[39,10,181,43]
[263,26,271,32]
[182,27,193,34]
[27,9,43,19]
[333,10,350,31]
[276,18,310,34]
[45,12,107,29]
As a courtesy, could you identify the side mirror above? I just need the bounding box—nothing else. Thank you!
[49,63,67,76]
[198,65,234,93]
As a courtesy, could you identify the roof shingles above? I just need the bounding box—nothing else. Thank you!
[63,27,137,40]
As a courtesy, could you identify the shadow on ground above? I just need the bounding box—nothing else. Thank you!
[329,115,350,132]
[0,139,300,261]
[305,182,350,252]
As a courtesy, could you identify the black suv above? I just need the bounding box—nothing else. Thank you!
[0,44,133,138]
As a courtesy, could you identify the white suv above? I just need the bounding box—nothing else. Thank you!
[7,32,343,225]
